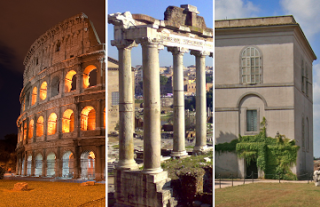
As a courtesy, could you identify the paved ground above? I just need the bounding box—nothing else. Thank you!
[215,179,313,189]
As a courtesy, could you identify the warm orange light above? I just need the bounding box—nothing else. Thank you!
[47,113,57,135]
[32,87,37,105]
[81,106,96,131]
[65,70,77,92]
[83,65,97,89]
[23,122,27,140]
[40,82,47,100]
[62,109,74,133]
[36,116,44,137]
[28,119,34,139]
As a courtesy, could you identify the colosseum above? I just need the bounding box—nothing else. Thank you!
[15,13,105,181]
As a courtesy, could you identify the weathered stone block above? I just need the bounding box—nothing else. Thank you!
[13,182,28,191]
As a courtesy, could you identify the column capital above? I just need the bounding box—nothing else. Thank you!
[111,39,137,50]
[167,47,189,55]
[190,50,210,57]
[137,37,163,49]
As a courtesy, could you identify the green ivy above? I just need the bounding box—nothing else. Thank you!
[215,118,299,180]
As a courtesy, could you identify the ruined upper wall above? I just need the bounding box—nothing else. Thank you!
[23,13,103,86]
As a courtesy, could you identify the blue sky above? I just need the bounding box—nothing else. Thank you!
[216,0,320,157]
[107,0,213,67]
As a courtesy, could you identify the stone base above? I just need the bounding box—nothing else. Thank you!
[193,145,208,154]
[171,150,188,158]
[114,169,177,207]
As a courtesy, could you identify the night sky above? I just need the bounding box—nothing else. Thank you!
[0,0,105,139]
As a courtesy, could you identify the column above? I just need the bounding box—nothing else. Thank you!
[168,47,188,158]
[191,50,210,153]
[112,40,138,170]
[140,37,163,174]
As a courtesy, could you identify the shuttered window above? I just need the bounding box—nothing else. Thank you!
[247,110,257,131]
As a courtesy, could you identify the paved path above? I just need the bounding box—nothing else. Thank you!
[215,179,313,189]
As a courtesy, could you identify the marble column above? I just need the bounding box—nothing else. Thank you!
[113,40,138,170]
[140,37,163,174]
[168,47,188,158]
[191,50,210,153]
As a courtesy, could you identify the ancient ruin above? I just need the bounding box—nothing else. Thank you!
[109,4,213,206]
[16,13,105,181]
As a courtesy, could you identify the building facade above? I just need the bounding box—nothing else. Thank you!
[215,16,316,178]
[16,13,105,181]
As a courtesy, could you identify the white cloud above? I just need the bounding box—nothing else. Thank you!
[215,0,260,20]
[280,0,320,39]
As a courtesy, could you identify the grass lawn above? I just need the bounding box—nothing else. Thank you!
[216,183,320,207]
[0,180,105,207]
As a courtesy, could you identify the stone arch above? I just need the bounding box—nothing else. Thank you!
[47,113,58,135]
[51,76,60,97]
[80,106,96,131]
[27,154,32,175]
[46,152,56,177]
[237,92,268,109]
[62,109,74,133]
[31,86,37,105]
[65,70,77,92]
[83,65,98,89]
[28,119,34,139]
[62,150,75,178]
[80,150,95,179]
[23,122,27,140]
[40,81,48,100]
[36,116,44,137]
[34,153,43,176]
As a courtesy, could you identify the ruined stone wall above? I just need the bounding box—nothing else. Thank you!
[16,13,105,181]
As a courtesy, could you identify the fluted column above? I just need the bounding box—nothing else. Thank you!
[140,37,163,174]
[112,40,138,170]
[191,50,209,153]
[168,47,188,158]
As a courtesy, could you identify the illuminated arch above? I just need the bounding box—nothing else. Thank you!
[36,116,44,137]
[80,151,95,179]
[81,106,96,131]
[62,109,74,133]
[28,119,34,139]
[47,113,57,135]
[23,122,27,140]
[83,65,98,89]
[65,70,77,92]
[40,81,47,100]
[31,87,37,105]
[46,152,56,177]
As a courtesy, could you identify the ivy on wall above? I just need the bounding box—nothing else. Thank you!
[215,118,299,180]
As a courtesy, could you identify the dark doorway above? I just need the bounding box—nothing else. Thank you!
[246,160,258,179]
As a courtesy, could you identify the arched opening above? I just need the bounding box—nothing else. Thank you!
[46,153,56,177]
[31,87,37,105]
[35,153,43,176]
[36,116,44,137]
[51,76,60,97]
[25,92,30,109]
[21,156,25,175]
[62,151,74,178]
[23,122,27,140]
[56,41,61,52]
[62,109,74,133]
[83,65,98,89]
[28,119,34,139]
[81,106,96,131]
[80,151,95,179]
[47,113,57,135]
[27,155,32,175]
[40,81,47,100]
[65,70,77,92]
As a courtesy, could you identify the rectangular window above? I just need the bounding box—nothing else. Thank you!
[112,92,119,105]
[247,110,257,131]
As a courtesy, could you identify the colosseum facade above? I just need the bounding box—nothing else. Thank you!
[15,13,105,181]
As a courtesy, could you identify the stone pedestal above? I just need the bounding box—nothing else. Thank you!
[114,169,177,207]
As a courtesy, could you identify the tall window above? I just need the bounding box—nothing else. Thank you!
[31,87,37,105]
[81,106,96,131]
[40,81,47,100]
[241,47,261,84]
[47,113,58,135]
[62,109,74,133]
[36,116,44,137]
[29,119,34,139]
[246,110,257,131]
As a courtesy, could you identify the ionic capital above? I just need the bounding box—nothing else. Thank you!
[167,47,189,56]
[137,37,163,49]
[190,50,211,57]
[111,39,137,50]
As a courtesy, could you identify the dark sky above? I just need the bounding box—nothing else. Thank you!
[0,0,105,139]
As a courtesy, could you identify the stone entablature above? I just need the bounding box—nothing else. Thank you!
[16,13,105,181]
